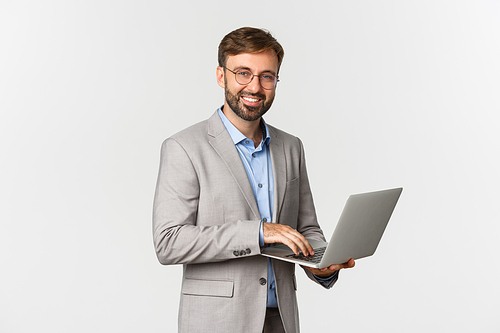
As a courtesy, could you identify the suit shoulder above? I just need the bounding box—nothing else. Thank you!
[157,119,210,159]
[163,118,209,146]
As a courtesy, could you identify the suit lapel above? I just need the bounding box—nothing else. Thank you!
[207,112,260,220]
[268,127,286,225]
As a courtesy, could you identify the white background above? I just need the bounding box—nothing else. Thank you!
[1,1,499,332]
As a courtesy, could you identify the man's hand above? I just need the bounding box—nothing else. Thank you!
[303,258,356,278]
[262,223,314,256]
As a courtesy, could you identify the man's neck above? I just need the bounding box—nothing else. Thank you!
[222,105,263,146]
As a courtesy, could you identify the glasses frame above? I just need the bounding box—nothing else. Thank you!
[223,67,279,90]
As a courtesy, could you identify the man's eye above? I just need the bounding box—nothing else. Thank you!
[262,74,274,81]
[238,71,251,77]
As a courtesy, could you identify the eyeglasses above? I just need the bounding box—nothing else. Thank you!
[224,67,279,90]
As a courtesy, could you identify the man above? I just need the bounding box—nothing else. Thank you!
[153,27,355,333]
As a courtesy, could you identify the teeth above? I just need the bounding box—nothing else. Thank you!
[242,96,259,102]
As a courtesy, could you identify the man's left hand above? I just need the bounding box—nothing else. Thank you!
[303,258,356,278]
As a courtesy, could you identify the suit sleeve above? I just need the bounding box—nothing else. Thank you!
[295,138,340,289]
[152,138,262,265]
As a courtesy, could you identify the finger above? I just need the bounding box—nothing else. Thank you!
[286,231,313,256]
[326,259,355,271]
[282,235,309,256]
[293,236,314,257]
[271,225,309,255]
[339,258,355,269]
[280,237,300,255]
[283,228,314,256]
[302,237,315,256]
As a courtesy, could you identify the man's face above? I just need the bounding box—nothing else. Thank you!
[217,49,279,122]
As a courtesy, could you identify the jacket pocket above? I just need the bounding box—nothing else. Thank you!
[182,278,234,298]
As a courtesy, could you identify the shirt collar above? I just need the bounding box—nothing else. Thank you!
[218,107,271,146]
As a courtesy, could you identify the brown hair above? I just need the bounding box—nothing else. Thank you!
[218,27,284,72]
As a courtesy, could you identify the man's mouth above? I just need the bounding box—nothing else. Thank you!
[241,95,263,107]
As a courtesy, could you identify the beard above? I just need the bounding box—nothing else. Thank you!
[224,82,274,122]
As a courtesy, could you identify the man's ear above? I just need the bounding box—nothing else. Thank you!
[216,66,225,88]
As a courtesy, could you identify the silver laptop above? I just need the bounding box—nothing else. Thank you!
[261,187,403,268]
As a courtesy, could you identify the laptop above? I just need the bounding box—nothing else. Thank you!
[261,187,403,268]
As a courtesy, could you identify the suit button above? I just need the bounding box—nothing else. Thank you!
[259,278,267,285]
[246,248,251,255]
[233,250,240,257]
[240,250,246,256]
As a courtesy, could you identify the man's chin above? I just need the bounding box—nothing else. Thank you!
[234,103,262,121]
[243,105,260,113]
[243,109,266,122]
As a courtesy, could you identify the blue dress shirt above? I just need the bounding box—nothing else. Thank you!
[218,108,336,308]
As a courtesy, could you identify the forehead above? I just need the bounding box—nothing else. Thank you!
[226,49,279,74]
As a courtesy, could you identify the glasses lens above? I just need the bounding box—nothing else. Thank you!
[259,74,277,90]
[235,69,253,85]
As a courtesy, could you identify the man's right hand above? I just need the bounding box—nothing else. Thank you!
[262,223,314,256]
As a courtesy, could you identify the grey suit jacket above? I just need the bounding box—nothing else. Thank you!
[153,111,337,333]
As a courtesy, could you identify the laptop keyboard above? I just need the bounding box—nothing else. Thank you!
[285,247,326,264]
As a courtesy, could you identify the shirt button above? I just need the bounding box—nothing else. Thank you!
[258,183,263,188]
[262,218,267,222]
[252,153,256,157]
[245,140,250,144]
[259,278,267,285]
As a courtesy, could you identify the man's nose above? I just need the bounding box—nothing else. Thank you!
[246,76,262,92]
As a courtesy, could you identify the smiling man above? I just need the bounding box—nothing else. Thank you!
[153,27,354,333]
